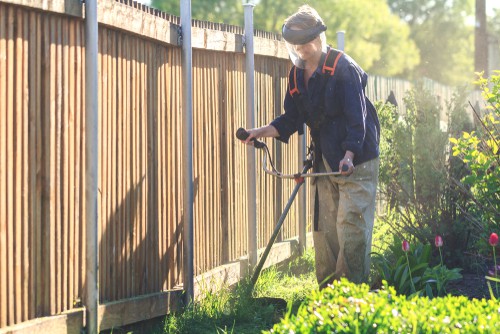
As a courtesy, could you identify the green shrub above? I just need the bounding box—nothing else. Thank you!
[269,279,500,334]
[376,84,450,244]
[449,72,500,255]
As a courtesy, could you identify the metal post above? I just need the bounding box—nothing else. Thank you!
[337,31,345,51]
[475,0,488,76]
[180,0,194,305]
[297,127,306,254]
[243,2,257,271]
[84,0,99,332]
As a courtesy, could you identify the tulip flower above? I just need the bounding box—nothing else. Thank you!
[489,232,498,295]
[488,265,500,277]
[402,240,410,252]
[435,235,444,267]
[490,233,499,247]
[401,240,415,293]
[435,235,443,248]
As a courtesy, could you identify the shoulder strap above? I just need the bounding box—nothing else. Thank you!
[322,48,344,76]
[288,66,299,96]
[288,49,344,97]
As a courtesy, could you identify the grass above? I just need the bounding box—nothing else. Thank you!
[162,249,317,334]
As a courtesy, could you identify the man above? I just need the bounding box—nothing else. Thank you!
[241,5,380,288]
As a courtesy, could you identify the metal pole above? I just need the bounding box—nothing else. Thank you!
[251,179,305,288]
[250,158,311,289]
[475,0,488,76]
[336,31,345,51]
[297,127,306,254]
[84,0,99,332]
[243,3,257,271]
[180,0,194,304]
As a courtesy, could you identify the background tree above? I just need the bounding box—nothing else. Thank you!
[150,0,419,78]
[311,0,419,77]
[387,0,475,85]
[150,0,243,25]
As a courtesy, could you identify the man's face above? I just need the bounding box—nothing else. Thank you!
[293,37,321,62]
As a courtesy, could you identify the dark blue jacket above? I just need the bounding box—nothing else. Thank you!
[270,48,380,172]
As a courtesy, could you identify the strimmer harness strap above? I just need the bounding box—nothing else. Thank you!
[288,48,343,131]
[288,48,343,134]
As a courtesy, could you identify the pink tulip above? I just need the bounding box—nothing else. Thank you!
[402,240,410,252]
[489,233,499,247]
[488,265,500,277]
[490,233,499,294]
[435,235,443,248]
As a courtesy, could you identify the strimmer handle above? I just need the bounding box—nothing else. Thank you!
[235,127,266,149]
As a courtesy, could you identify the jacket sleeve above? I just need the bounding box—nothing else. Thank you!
[339,63,368,156]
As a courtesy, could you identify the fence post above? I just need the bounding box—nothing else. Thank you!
[243,1,257,272]
[298,127,307,254]
[337,31,345,51]
[180,0,194,305]
[84,0,99,332]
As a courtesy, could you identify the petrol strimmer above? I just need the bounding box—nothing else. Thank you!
[235,128,347,293]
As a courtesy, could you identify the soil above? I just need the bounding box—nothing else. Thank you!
[447,271,492,300]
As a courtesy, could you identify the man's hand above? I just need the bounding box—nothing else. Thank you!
[339,151,355,176]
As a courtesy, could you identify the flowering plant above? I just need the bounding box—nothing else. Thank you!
[486,232,499,298]
[435,235,444,265]
[372,236,462,298]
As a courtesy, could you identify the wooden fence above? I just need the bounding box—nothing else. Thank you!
[0,0,483,332]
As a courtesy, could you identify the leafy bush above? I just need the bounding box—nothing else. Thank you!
[269,278,500,334]
[449,72,500,255]
[376,80,497,270]
[371,236,461,298]
[376,84,450,243]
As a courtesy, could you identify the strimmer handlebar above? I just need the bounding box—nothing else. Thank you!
[236,127,348,177]
[235,128,266,149]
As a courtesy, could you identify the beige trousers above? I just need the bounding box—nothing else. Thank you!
[313,157,379,288]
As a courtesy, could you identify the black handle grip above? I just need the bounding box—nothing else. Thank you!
[236,127,265,149]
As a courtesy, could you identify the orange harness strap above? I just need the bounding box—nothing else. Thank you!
[289,49,344,97]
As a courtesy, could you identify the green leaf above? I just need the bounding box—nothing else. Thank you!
[486,276,500,283]
[425,283,434,298]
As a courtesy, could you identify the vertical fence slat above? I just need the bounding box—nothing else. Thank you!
[61,17,69,313]
[0,3,7,328]
[67,19,75,312]
[193,55,201,274]
[14,7,23,325]
[27,10,38,320]
[158,48,165,290]
[114,31,121,299]
[109,28,117,301]
[55,16,63,315]
[74,19,83,309]
[98,27,106,302]
[166,49,174,289]
[7,6,15,325]
[175,49,182,287]
[33,11,43,319]
[21,8,30,322]
[142,38,147,292]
